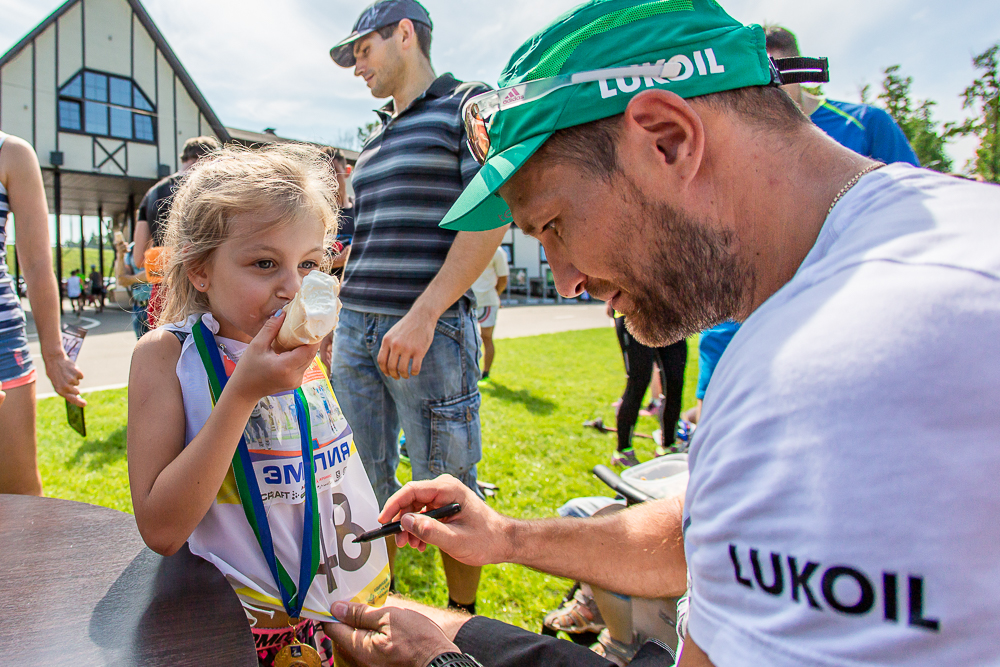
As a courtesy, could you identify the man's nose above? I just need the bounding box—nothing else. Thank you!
[353,62,364,77]
[544,244,586,298]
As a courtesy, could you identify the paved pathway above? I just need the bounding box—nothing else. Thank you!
[27,302,611,399]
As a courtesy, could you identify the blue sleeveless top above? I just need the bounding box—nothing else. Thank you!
[0,135,24,329]
[0,134,35,385]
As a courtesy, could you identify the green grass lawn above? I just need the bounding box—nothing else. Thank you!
[36,326,699,631]
[6,245,117,280]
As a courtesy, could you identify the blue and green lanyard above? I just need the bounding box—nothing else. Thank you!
[192,319,321,619]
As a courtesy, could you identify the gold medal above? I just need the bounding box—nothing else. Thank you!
[273,641,322,667]
[273,620,322,667]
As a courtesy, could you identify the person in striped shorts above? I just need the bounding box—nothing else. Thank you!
[0,132,84,495]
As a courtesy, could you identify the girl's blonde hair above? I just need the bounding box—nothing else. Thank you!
[156,142,339,326]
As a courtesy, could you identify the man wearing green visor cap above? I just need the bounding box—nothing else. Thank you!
[321,1,1000,665]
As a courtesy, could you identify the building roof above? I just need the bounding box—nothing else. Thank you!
[0,0,230,142]
[226,127,359,162]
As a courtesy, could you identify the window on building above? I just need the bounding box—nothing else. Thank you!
[58,70,157,144]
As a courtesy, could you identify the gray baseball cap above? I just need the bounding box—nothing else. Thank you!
[330,0,433,68]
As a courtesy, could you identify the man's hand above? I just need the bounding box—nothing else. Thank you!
[380,475,514,567]
[377,226,509,380]
[323,601,459,667]
[377,307,436,380]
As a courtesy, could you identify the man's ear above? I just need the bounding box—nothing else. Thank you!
[396,18,416,51]
[621,90,705,188]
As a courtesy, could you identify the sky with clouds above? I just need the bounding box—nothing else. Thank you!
[1,0,998,167]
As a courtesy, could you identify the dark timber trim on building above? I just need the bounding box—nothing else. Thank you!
[0,0,230,142]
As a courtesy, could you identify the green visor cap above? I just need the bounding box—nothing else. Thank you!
[441,0,772,231]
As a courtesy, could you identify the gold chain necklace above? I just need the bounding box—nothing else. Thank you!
[827,162,885,216]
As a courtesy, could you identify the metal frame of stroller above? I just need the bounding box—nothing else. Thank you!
[542,456,688,664]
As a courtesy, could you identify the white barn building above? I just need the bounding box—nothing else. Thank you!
[0,0,228,286]
[0,0,360,293]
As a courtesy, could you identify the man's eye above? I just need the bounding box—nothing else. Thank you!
[255,260,274,269]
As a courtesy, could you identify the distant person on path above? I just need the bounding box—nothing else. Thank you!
[134,135,220,327]
[472,246,508,383]
[66,269,83,316]
[0,132,84,496]
[113,236,151,339]
[328,0,507,614]
[607,303,687,468]
[88,264,105,313]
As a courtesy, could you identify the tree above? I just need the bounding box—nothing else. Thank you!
[858,83,872,106]
[330,128,362,151]
[877,65,952,172]
[947,43,1000,182]
[357,121,380,147]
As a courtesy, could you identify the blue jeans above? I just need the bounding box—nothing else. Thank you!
[132,302,150,339]
[331,304,483,507]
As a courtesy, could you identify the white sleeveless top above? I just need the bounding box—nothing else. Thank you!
[165,313,390,621]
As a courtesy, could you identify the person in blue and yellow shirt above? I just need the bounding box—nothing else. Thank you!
[765,25,920,167]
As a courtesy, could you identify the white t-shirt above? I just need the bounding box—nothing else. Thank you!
[684,165,1000,665]
[66,275,82,298]
[472,247,510,309]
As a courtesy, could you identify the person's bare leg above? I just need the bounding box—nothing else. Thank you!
[441,552,481,607]
[480,326,494,375]
[650,362,662,401]
[0,382,41,495]
[591,585,634,643]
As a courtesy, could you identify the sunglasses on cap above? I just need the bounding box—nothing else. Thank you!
[463,56,828,165]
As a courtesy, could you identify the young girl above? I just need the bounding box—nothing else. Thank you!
[0,131,84,495]
[127,144,390,666]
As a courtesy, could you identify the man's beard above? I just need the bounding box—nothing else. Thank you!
[605,181,755,347]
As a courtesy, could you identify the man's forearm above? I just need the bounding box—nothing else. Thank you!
[506,496,687,598]
[410,227,509,320]
[133,219,151,268]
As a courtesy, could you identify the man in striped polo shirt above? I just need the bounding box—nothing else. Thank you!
[328,0,507,613]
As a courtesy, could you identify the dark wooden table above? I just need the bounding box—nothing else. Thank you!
[0,495,257,665]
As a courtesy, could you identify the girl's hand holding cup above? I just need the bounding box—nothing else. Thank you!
[226,311,320,404]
